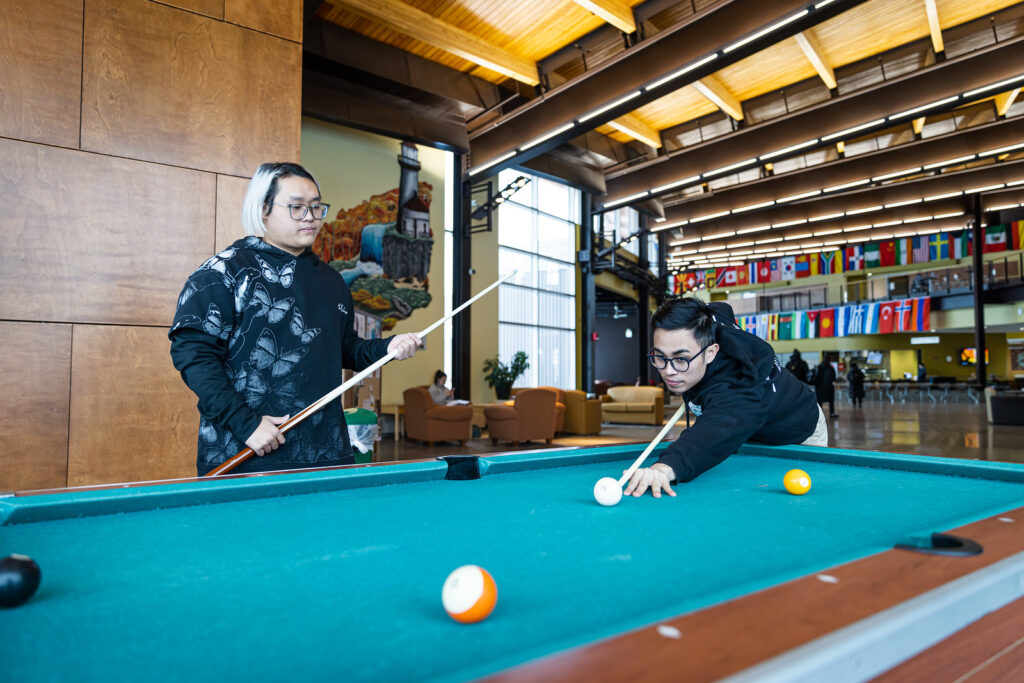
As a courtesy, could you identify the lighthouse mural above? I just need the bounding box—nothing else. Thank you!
[312,140,434,331]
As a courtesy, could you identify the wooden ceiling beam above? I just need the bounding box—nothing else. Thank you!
[995,88,1020,117]
[572,0,636,34]
[794,30,836,90]
[692,75,743,121]
[608,114,662,149]
[924,0,944,54]
[323,0,539,85]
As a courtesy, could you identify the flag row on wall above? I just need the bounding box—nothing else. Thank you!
[673,222,1024,293]
[735,297,932,341]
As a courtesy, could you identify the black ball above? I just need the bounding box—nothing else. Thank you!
[0,554,41,608]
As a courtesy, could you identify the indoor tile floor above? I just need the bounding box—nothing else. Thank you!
[372,397,1024,466]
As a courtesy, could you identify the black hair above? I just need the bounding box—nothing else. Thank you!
[260,162,319,217]
[650,297,716,348]
[434,369,447,384]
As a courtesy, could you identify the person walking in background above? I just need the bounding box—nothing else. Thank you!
[815,359,838,419]
[847,362,866,408]
[785,349,809,384]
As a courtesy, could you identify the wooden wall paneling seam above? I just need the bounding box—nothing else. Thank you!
[224,0,303,44]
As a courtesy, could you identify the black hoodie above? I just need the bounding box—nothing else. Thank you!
[656,302,819,482]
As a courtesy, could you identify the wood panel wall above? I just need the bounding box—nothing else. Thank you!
[0,0,303,491]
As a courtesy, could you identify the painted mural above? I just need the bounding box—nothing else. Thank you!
[312,142,434,331]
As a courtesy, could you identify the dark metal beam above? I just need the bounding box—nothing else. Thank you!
[467,0,869,175]
[604,34,1024,205]
[970,193,986,388]
[452,152,472,399]
[580,192,596,393]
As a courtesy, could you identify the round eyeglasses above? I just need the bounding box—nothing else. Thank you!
[272,202,330,220]
[648,343,713,373]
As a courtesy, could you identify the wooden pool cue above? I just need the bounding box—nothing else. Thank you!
[618,401,689,486]
[204,271,517,477]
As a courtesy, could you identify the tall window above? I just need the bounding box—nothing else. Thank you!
[497,170,578,390]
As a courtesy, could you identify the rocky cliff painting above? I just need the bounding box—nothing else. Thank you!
[312,142,434,331]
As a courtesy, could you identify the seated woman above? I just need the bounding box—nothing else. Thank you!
[429,370,454,405]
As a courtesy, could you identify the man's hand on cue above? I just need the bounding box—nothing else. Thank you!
[388,333,420,360]
[623,463,677,498]
[246,414,289,456]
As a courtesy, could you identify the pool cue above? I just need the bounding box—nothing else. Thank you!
[617,401,689,486]
[204,271,517,477]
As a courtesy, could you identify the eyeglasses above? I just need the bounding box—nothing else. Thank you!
[648,343,713,373]
[272,202,330,220]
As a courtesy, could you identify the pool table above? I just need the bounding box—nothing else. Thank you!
[2,443,1024,682]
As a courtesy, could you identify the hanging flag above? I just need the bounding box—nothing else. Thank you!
[895,238,913,266]
[770,259,781,282]
[912,236,930,263]
[846,304,865,335]
[758,260,772,283]
[781,256,796,280]
[878,301,897,334]
[984,224,1008,253]
[819,309,835,338]
[845,246,864,271]
[914,297,931,332]
[834,306,848,338]
[704,268,718,287]
[950,231,971,259]
[865,242,882,268]
[767,314,779,341]
[736,266,749,286]
[819,250,842,274]
[795,254,810,278]
[778,313,793,340]
[806,310,819,338]
[894,299,914,331]
[792,311,806,340]
[716,267,737,288]
[880,240,896,267]
[929,233,950,260]
[863,302,880,334]
[742,316,757,335]
[1012,221,1024,251]
[756,314,769,340]
[747,262,759,284]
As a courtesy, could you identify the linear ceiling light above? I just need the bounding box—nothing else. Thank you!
[723,9,809,54]
[518,122,576,151]
[647,54,720,90]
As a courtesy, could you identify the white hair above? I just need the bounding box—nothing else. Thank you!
[240,162,321,237]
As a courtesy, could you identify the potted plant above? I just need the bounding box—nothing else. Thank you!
[483,351,529,400]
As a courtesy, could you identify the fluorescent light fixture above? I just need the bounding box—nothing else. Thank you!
[675,249,699,256]
[814,228,842,236]
[652,175,701,194]
[903,215,931,223]
[760,139,818,160]
[690,210,731,223]
[965,184,1005,193]
[704,158,756,178]
[651,219,690,233]
[889,96,959,120]
[873,220,903,227]
[924,191,963,201]
[1007,179,1024,187]
[756,237,784,244]
[710,231,736,239]
[729,240,755,248]
[670,237,702,245]
[872,167,922,182]
[821,119,886,142]
[723,10,809,54]
[698,245,727,252]
[923,155,976,170]
[654,217,666,222]
[988,203,1021,211]
[578,91,644,123]
[846,205,882,215]
[823,179,870,193]
[964,76,1024,99]
[843,224,871,232]
[823,239,847,246]
[915,227,943,235]
[772,219,808,228]
[732,200,775,213]
[809,212,845,222]
[518,122,576,151]
[783,232,813,240]
[847,236,871,243]
[603,190,649,208]
[737,225,771,234]
[777,190,821,203]
[911,336,941,344]
[815,0,835,8]
[468,151,516,177]
[885,198,921,208]
[980,142,1024,157]
[647,54,719,90]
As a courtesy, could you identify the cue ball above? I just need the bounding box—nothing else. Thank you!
[442,565,497,624]
[0,554,41,608]
[784,469,812,495]
[594,477,623,507]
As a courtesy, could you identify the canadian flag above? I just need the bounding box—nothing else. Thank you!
[878,301,897,334]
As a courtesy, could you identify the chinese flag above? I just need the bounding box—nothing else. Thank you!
[880,240,896,267]
[819,309,835,338]
[878,301,897,334]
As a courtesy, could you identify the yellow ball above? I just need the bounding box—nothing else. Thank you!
[784,469,811,495]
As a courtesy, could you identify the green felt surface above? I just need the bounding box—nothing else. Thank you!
[2,446,1023,682]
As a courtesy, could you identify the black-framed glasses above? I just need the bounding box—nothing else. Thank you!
[272,202,330,220]
[648,343,713,373]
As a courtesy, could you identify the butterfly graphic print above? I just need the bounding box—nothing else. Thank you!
[289,308,320,344]
[250,329,308,378]
[256,255,295,288]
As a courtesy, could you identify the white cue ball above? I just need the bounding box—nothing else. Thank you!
[594,477,623,506]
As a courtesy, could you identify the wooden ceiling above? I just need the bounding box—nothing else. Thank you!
[316,0,1021,148]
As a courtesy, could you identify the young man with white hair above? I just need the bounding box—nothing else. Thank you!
[170,162,419,475]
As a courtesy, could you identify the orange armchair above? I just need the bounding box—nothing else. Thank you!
[561,389,603,435]
[403,386,472,446]
[511,386,566,432]
[484,388,557,446]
